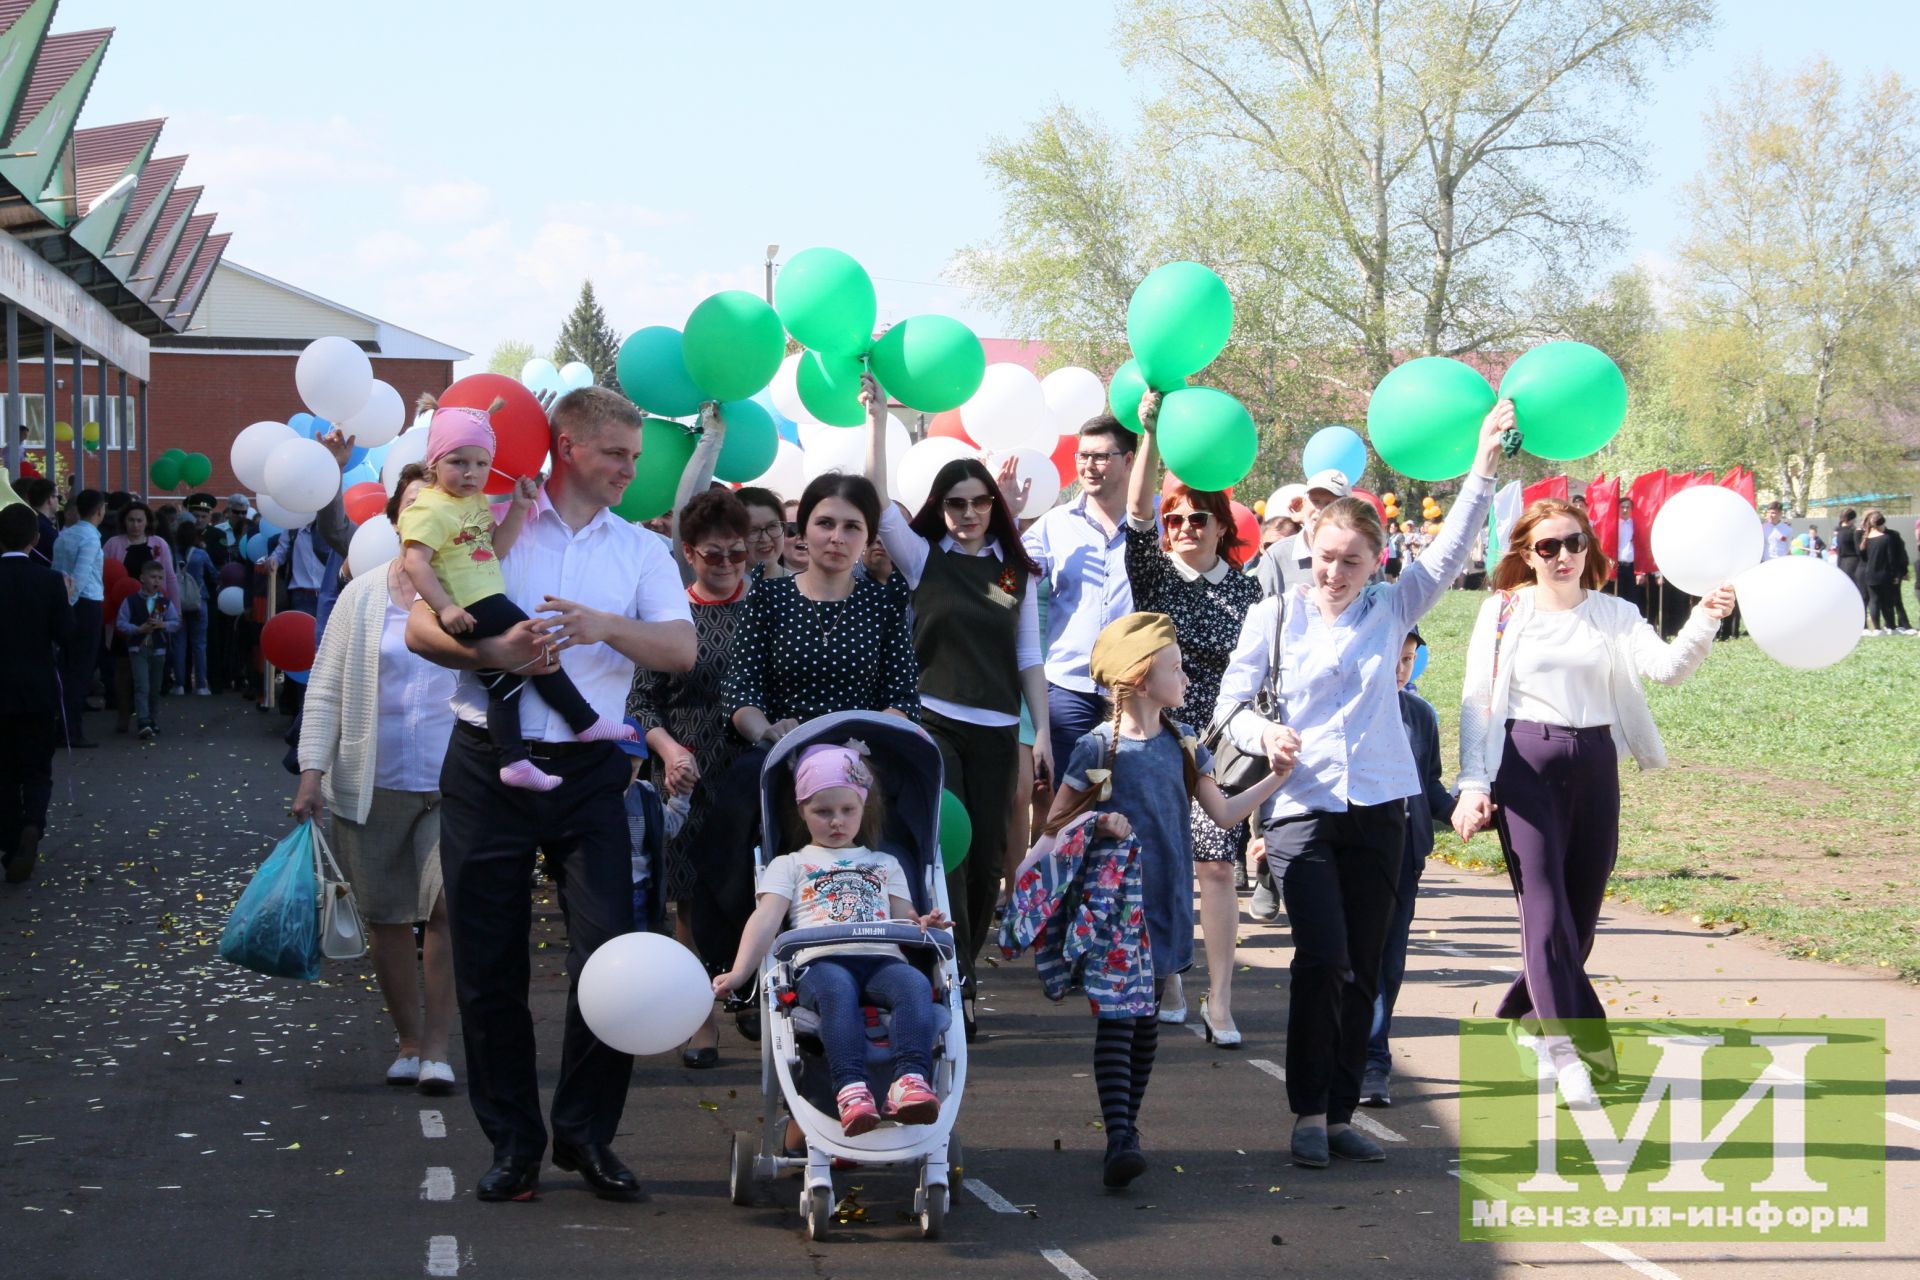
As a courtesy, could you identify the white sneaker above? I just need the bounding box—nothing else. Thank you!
[194,686,212,696]
[1157,974,1188,1023]
[1862,628,1877,637]
[417,1060,456,1095]
[386,1054,420,1086]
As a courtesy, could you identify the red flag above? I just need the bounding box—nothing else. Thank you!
[1628,469,1667,574]
[1522,474,1569,507]
[1719,466,1756,506]
[1586,475,1621,569]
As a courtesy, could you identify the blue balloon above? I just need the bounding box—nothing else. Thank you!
[342,463,377,486]
[347,445,367,469]
[1411,643,1430,683]
[360,442,391,474]
[1302,425,1368,486]
[244,532,273,560]
[285,668,308,686]
[752,388,800,446]
[288,412,315,438]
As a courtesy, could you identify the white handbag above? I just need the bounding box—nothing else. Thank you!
[312,823,368,961]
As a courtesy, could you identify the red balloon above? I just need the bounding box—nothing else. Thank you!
[261,610,317,673]
[927,409,976,445]
[1227,499,1260,566]
[439,373,550,496]
[106,577,140,638]
[1049,432,1077,488]
[218,561,246,589]
[1351,487,1388,525]
[343,481,387,525]
[103,557,128,587]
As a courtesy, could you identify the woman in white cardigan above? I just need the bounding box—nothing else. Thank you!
[1453,498,1733,1106]
[293,467,459,1093]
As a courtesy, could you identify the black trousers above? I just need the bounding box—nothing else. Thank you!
[1868,583,1904,631]
[924,711,1018,998]
[0,711,56,851]
[689,743,771,977]
[465,593,599,765]
[59,599,101,743]
[439,724,635,1161]
[1263,801,1405,1125]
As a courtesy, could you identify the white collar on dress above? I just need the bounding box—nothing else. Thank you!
[1170,554,1231,584]
[938,534,1003,561]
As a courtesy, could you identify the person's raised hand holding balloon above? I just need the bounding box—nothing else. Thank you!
[1474,400,1514,478]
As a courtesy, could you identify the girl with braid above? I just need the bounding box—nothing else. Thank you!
[1043,612,1297,1187]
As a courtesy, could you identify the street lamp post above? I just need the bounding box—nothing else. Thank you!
[764,244,779,304]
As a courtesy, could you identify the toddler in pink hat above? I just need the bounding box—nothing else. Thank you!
[397,397,634,791]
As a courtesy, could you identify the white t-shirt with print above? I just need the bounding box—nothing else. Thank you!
[757,844,913,966]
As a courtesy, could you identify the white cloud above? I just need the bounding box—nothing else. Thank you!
[401,181,494,225]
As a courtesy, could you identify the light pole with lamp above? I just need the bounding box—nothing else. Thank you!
[764,244,779,304]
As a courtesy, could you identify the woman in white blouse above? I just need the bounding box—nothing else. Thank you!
[1453,499,1733,1106]
[1215,404,1508,1169]
[293,465,460,1094]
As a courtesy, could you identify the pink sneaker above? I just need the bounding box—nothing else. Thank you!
[835,1083,881,1137]
[885,1074,939,1125]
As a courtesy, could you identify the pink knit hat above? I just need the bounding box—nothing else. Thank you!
[793,742,873,805]
[426,406,496,470]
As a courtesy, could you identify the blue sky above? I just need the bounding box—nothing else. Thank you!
[60,1,1919,371]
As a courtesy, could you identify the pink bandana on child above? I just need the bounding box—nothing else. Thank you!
[426,406,497,469]
[793,743,873,805]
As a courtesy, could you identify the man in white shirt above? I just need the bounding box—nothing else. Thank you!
[407,386,695,1205]
[1614,496,1640,614]
[1761,502,1794,560]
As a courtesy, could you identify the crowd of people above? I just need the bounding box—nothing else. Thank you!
[0,379,1888,1199]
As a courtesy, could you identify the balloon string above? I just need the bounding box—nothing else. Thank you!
[1500,427,1525,459]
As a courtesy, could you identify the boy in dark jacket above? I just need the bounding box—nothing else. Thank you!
[1361,629,1456,1108]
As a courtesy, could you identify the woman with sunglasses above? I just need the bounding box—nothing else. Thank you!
[865,375,1044,1036]
[1455,499,1734,1106]
[1125,391,1263,1044]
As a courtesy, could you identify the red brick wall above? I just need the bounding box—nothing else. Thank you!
[4,352,454,497]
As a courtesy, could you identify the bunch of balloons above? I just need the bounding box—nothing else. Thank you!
[1108,262,1255,492]
[1383,491,1400,523]
[148,448,212,492]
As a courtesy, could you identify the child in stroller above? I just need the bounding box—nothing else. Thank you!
[713,739,951,1136]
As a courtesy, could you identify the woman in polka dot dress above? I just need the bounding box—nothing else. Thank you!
[1127,390,1262,1045]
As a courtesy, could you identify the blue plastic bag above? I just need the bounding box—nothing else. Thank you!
[219,821,321,980]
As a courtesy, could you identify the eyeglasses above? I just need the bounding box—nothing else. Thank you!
[692,546,748,566]
[1530,531,1589,559]
[747,521,782,542]
[943,495,994,515]
[1075,450,1124,467]
[1162,511,1214,532]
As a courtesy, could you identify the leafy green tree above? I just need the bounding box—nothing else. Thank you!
[552,281,623,387]
[487,339,536,378]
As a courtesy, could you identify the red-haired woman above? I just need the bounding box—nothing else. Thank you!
[1454,499,1734,1105]
[1127,392,1263,1044]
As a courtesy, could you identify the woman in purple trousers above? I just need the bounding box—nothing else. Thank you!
[1453,499,1733,1105]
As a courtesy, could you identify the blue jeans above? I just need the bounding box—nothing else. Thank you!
[172,610,208,690]
[128,646,168,730]
[1366,834,1426,1075]
[795,954,935,1093]
[1046,683,1109,786]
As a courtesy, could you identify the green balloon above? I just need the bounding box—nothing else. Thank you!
[162,447,187,464]
[682,291,785,402]
[795,349,867,427]
[181,453,213,487]
[149,456,181,491]
[1497,341,1627,461]
[868,315,985,412]
[774,247,876,357]
[1155,387,1257,491]
[1127,261,1233,391]
[713,398,779,483]
[1108,359,1148,431]
[614,417,699,522]
[616,327,705,418]
[1366,357,1495,482]
[938,789,972,874]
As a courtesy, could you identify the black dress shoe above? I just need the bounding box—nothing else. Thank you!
[68,738,98,749]
[734,1008,760,1043]
[475,1156,540,1202]
[552,1141,645,1202]
[681,1045,719,1069]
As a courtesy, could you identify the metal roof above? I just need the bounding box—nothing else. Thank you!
[73,118,161,214]
[13,26,105,124]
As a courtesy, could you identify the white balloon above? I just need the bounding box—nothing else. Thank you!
[750,438,805,500]
[230,420,296,492]
[254,492,316,531]
[216,585,245,617]
[576,932,714,1055]
[347,516,402,577]
[796,420,833,451]
[520,357,559,390]
[1041,366,1107,437]
[802,426,867,484]
[1735,556,1863,670]
[769,352,807,423]
[295,335,374,422]
[341,380,405,448]
[987,446,1063,515]
[559,360,596,390]
[263,438,341,513]
[895,437,981,513]
[382,427,431,494]
[961,363,1050,452]
[1650,486,1764,596]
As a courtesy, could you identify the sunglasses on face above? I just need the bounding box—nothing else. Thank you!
[1530,532,1589,559]
[692,546,748,566]
[943,494,994,515]
[747,521,782,541]
[1162,511,1214,532]
[785,522,799,538]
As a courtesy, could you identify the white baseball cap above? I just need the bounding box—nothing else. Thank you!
[1304,469,1353,501]
[1264,482,1310,519]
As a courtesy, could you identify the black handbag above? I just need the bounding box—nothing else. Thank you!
[1204,592,1286,794]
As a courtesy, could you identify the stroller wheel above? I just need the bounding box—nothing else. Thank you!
[919,1181,948,1239]
[804,1185,834,1241]
[728,1132,755,1206]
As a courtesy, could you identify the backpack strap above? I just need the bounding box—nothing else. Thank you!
[1490,590,1517,682]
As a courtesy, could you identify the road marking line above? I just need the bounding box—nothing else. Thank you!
[1246,1059,1404,1142]
[1886,1111,1920,1136]
[963,1178,1020,1213]
[1450,1171,1682,1280]
[419,1110,445,1139]
[426,1235,458,1276]
[1426,942,1519,972]
[1040,1247,1099,1280]
[421,1167,454,1201]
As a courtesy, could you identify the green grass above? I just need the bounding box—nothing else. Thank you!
[1415,590,1920,981]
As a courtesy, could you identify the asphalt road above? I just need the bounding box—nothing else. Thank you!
[2,693,1914,1278]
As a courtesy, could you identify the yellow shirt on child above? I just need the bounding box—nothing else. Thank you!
[396,487,505,608]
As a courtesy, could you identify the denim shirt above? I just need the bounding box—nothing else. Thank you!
[1022,494,1132,693]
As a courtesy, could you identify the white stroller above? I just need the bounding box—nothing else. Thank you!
[725,711,968,1240]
